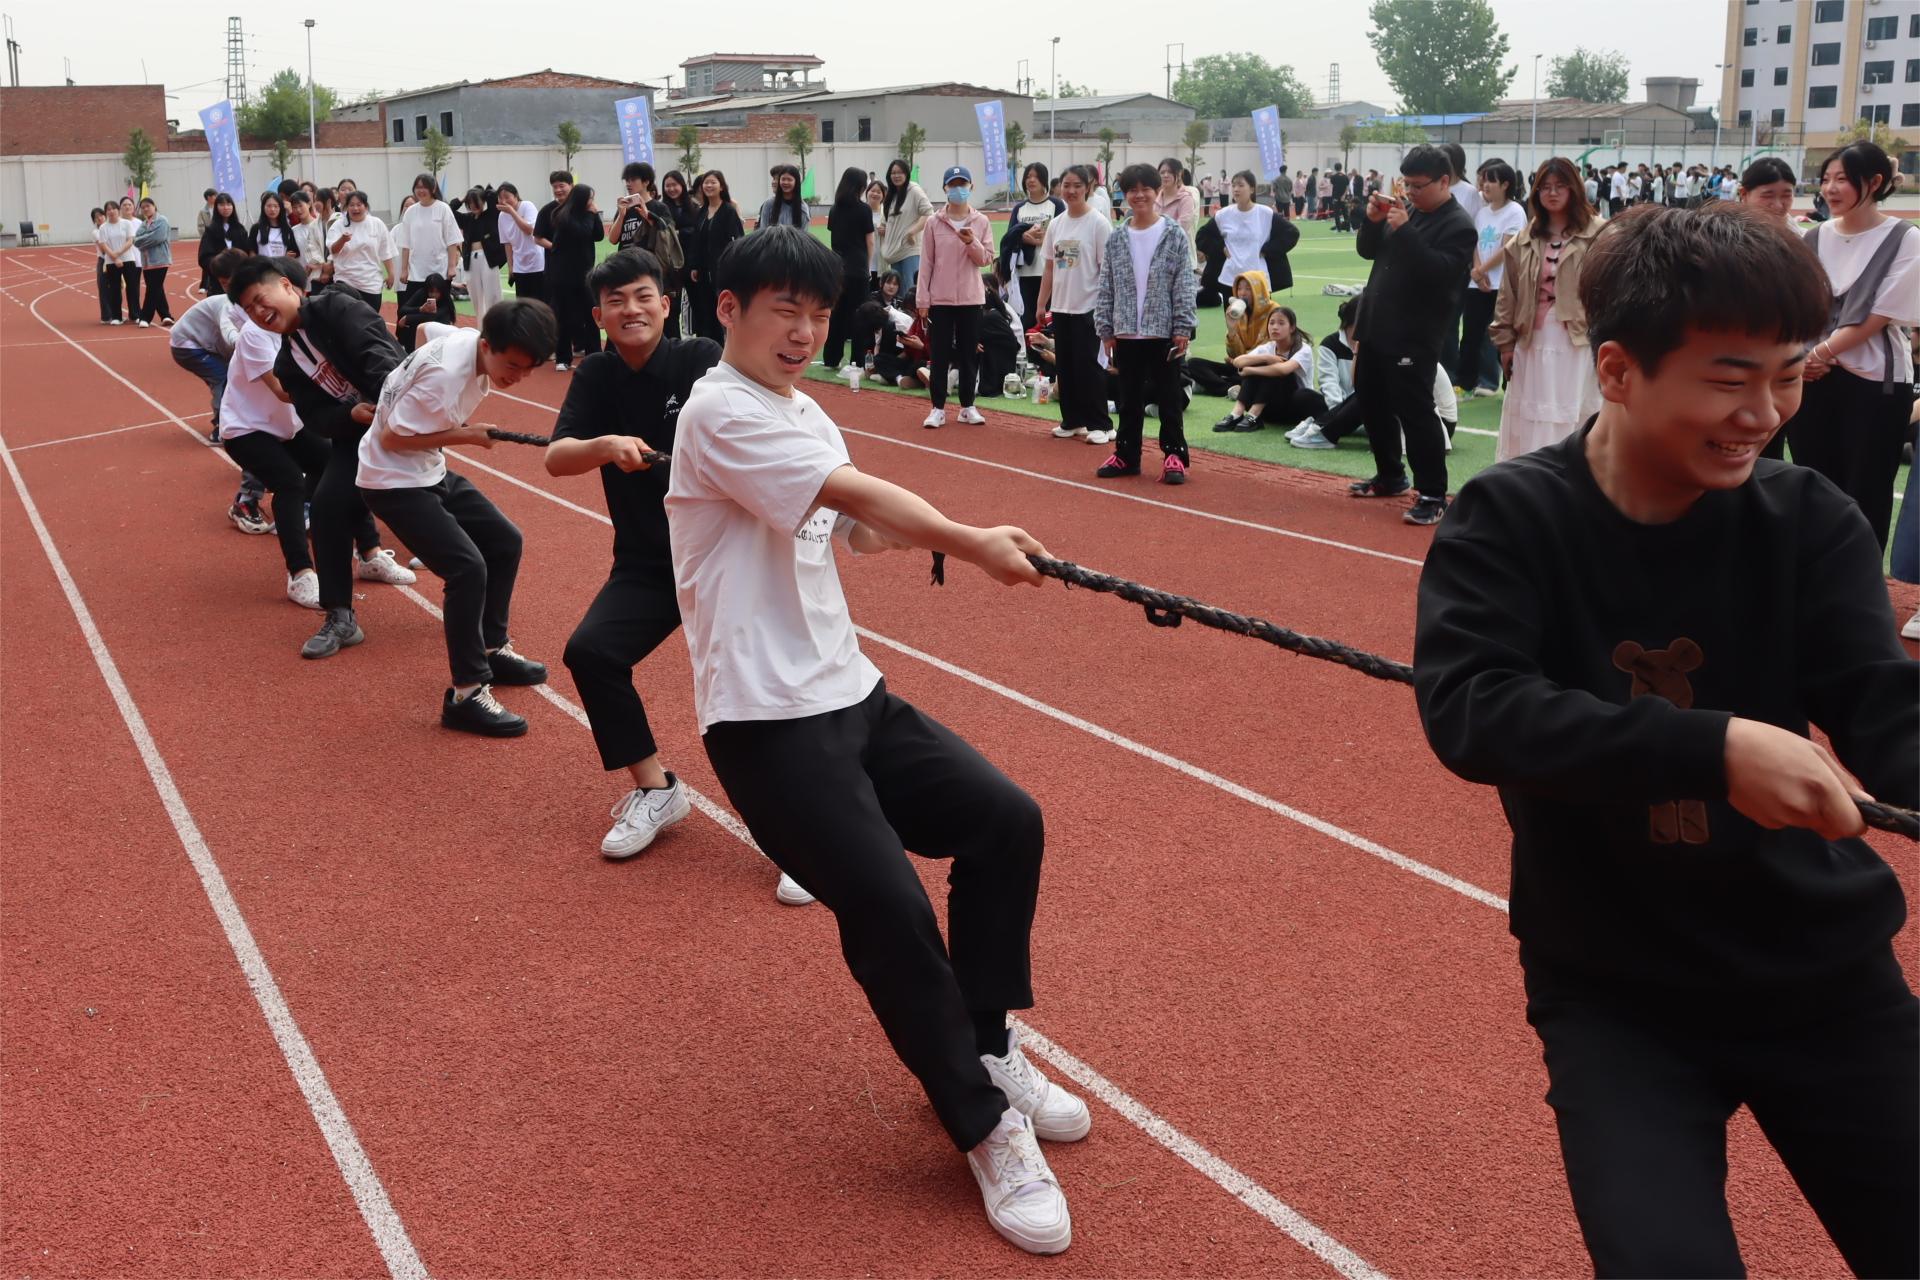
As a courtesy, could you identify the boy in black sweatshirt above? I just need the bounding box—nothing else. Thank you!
[1414,205,1917,1279]
[1353,145,1476,525]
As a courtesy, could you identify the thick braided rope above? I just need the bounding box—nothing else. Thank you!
[482,427,670,467]
[924,552,1917,840]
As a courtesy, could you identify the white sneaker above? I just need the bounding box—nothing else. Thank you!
[981,1027,1091,1142]
[1290,426,1335,450]
[1286,421,1314,441]
[286,570,322,610]
[1086,429,1111,445]
[136,319,150,328]
[354,547,418,585]
[967,1109,1071,1255]
[1051,425,1077,439]
[775,871,816,906]
[922,408,947,429]
[1903,609,1920,641]
[601,775,692,859]
[1072,426,1089,438]
[1226,383,1240,403]
[956,406,986,425]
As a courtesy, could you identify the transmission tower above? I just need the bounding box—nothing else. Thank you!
[225,16,247,105]
[1327,62,1341,105]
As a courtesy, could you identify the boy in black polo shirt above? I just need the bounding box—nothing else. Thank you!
[545,249,812,904]
[1415,205,1917,1279]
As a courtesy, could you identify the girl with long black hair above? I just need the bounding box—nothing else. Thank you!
[198,192,251,291]
[823,166,875,369]
[252,191,298,258]
[548,182,605,370]
[685,170,744,342]
[999,162,1061,331]
[878,158,934,295]
[459,185,504,322]
[758,164,808,230]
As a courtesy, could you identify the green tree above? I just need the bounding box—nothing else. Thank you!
[1836,117,1910,152]
[1095,126,1117,176]
[122,127,158,192]
[675,124,702,176]
[1366,0,1515,114]
[1171,53,1311,120]
[557,120,583,172]
[785,121,815,177]
[898,121,926,171]
[269,139,295,179]
[421,127,452,184]
[1546,47,1630,103]
[1338,121,1359,166]
[1034,79,1098,100]
[1357,119,1432,143]
[238,68,338,142]
[1003,121,1027,184]
[1182,120,1209,175]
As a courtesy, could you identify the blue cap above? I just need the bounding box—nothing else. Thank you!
[942,165,973,187]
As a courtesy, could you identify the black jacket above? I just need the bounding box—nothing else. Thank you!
[271,290,406,441]
[198,215,251,269]
[1353,199,1475,360]
[997,196,1065,275]
[687,203,745,275]
[1194,210,1300,295]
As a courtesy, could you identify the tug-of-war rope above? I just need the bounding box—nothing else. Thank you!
[927,551,1920,841]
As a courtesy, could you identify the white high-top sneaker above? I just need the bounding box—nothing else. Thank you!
[980,1027,1091,1141]
[966,1109,1071,1254]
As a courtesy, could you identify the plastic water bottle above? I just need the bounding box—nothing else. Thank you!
[845,363,862,393]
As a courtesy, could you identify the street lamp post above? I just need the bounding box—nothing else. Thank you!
[304,19,318,180]
[1530,53,1542,177]
[1050,37,1060,171]
[1712,62,1729,171]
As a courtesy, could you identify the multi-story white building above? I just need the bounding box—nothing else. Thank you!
[1719,0,1920,174]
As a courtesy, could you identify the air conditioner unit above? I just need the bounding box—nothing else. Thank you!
[1862,82,1876,93]
[1865,39,1878,48]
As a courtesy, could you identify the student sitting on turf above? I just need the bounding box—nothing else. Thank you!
[1211,306,1325,433]
[666,226,1086,1256]
[356,301,556,737]
[395,272,455,352]
[1414,204,1918,1280]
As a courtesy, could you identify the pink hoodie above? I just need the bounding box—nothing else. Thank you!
[916,204,992,307]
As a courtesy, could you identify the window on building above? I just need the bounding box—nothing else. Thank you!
[1776,24,1791,43]
[1865,15,1897,40]
[1906,58,1920,83]
[1813,0,1843,21]
[415,115,427,138]
[1738,108,1754,126]
[1912,11,1919,37]
[1742,68,1756,87]
[820,119,835,142]
[439,111,453,138]
[1903,102,1920,128]
[1862,104,1890,124]
[392,117,405,142]
[1864,60,1894,84]
[1743,27,1757,45]
[1807,85,1837,108]
[1773,66,1789,85]
[1770,107,1786,127]
[857,116,872,142]
[1811,42,1841,66]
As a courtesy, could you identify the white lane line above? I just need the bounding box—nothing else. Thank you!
[9,412,211,451]
[484,386,1424,570]
[446,436,1504,914]
[0,421,428,1280]
[24,298,1396,1279]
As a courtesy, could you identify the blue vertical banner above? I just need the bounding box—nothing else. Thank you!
[199,99,247,207]
[974,100,1008,188]
[1252,104,1286,182]
[615,95,654,167]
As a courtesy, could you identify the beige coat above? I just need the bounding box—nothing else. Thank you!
[1489,219,1603,352]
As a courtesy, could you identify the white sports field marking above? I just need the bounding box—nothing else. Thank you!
[0,407,428,1278]
[21,286,1394,1280]
[485,387,1424,570]
[10,412,211,451]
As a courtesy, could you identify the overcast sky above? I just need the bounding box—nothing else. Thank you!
[6,0,1728,116]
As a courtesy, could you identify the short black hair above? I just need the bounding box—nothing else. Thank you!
[587,247,668,299]
[1400,145,1453,182]
[621,161,656,186]
[548,169,574,186]
[715,224,843,311]
[312,185,335,206]
[1439,142,1469,182]
[203,187,217,199]
[480,298,558,363]
[1580,204,1829,376]
[277,178,299,198]
[226,254,304,302]
[288,190,311,206]
[497,181,519,198]
[1739,157,1795,190]
[1117,163,1160,193]
[343,190,370,210]
[208,248,250,286]
[1336,294,1362,328]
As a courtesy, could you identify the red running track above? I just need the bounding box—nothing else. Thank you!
[2,244,1913,1278]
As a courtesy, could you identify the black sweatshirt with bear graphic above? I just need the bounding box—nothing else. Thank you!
[1414,426,1915,991]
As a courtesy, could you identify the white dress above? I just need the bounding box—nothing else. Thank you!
[1498,239,1600,462]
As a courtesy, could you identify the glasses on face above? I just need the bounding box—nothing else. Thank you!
[1402,178,1434,194]
[1538,182,1570,196]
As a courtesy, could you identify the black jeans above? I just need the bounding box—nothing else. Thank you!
[139,267,174,322]
[1238,371,1328,427]
[96,261,113,321]
[926,304,981,410]
[1052,312,1110,433]
[562,566,681,771]
[360,472,523,688]
[1016,275,1043,331]
[1457,288,1500,392]
[1318,391,1365,443]
[703,682,1044,1151]
[116,262,140,319]
[822,269,870,369]
[1355,348,1448,499]
[1524,950,1917,1279]
[222,429,328,574]
[1783,366,1913,550]
[512,271,545,304]
[549,263,600,365]
[311,429,382,611]
[351,288,384,311]
[1111,338,1188,468]
[687,277,721,342]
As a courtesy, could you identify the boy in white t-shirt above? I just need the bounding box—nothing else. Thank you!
[219,315,332,608]
[355,301,556,736]
[1035,165,1113,443]
[666,227,1087,1256]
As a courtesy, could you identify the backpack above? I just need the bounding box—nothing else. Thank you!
[642,214,685,277]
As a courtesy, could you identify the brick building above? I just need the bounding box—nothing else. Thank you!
[0,85,170,155]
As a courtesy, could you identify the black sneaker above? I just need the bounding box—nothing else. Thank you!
[1403,496,1449,526]
[487,642,548,686]
[442,685,528,737]
[1229,416,1265,432]
[1095,453,1140,479]
[1211,413,1244,433]
[300,608,365,659]
[1348,476,1412,499]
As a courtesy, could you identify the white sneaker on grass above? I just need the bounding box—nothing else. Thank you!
[981,1027,1091,1141]
[922,408,947,429]
[1286,421,1314,442]
[601,775,691,859]
[287,570,322,610]
[967,1109,1071,1255]
[1290,426,1335,449]
[355,547,418,585]
[775,872,816,906]
[956,406,986,425]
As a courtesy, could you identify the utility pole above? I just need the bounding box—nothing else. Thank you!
[304,19,317,180]
[62,56,71,86]
[226,16,247,105]
[1164,43,1184,100]
[1050,36,1060,170]
[3,15,21,88]
[1016,58,1029,98]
